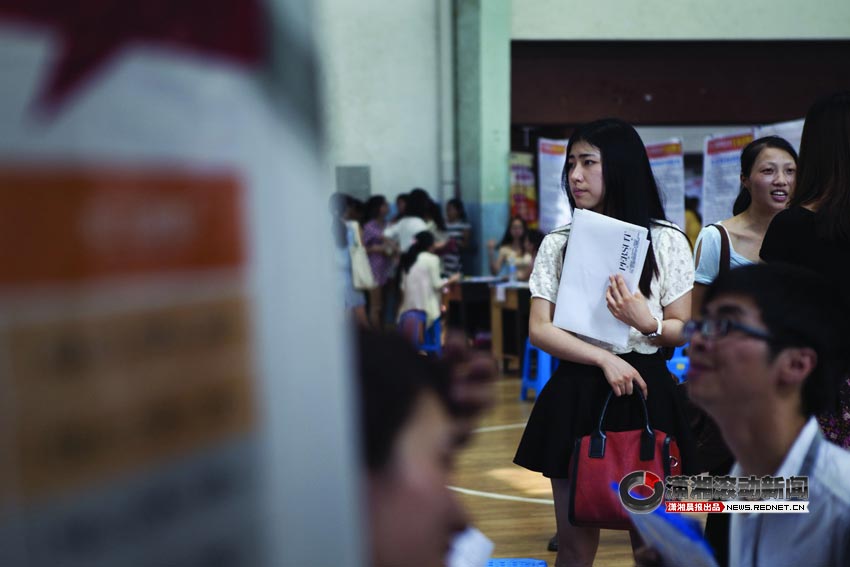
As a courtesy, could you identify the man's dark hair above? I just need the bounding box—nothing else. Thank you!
[704,263,849,416]
[356,329,452,471]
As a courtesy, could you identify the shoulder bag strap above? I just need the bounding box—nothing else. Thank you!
[710,224,731,277]
[347,220,363,247]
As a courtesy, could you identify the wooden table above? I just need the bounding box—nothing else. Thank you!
[443,277,503,341]
[490,283,531,372]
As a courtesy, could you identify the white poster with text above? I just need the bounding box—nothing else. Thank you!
[537,138,570,233]
[701,132,755,225]
[755,118,804,154]
[647,138,686,230]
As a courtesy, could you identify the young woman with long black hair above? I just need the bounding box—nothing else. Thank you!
[513,118,698,567]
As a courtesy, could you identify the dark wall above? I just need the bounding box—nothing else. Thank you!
[511,40,850,133]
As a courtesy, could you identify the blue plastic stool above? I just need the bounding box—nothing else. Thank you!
[487,559,547,567]
[398,310,442,356]
[666,343,690,383]
[520,337,557,401]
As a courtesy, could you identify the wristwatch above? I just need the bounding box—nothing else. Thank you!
[643,316,663,339]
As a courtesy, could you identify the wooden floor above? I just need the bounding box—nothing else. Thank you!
[452,375,635,566]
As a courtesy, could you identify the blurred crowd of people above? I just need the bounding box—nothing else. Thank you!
[331,188,465,329]
[331,186,543,332]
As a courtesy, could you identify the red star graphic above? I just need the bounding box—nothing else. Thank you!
[0,0,267,116]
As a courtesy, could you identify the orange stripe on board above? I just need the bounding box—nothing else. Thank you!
[646,142,683,159]
[0,167,245,286]
[706,134,754,155]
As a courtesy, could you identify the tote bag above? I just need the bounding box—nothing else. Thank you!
[348,221,377,290]
[568,391,682,530]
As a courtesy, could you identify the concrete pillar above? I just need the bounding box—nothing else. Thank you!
[456,0,511,275]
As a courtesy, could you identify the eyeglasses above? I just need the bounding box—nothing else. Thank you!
[683,319,774,343]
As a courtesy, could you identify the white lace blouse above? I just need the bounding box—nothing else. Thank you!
[529,220,694,354]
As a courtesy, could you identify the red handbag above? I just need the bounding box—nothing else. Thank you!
[568,390,681,530]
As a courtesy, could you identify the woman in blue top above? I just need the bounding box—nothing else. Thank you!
[693,136,798,311]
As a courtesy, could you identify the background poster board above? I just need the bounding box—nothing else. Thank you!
[701,131,755,225]
[537,138,570,233]
[755,118,804,154]
[509,152,538,228]
[646,138,686,230]
[0,4,358,566]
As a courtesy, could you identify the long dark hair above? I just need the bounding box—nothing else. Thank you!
[732,136,798,215]
[391,193,409,223]
[403,189,430,220]
[526,229,544,254]
[789,91,850,240]
[400,230,435,274]
[498,216,528,248]
[446,198,468,222]
[429,199,447,231]
[365,195,387,223]
[562,118,667,296]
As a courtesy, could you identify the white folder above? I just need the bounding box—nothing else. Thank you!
[446,527,494,567]
[552,209,650,347]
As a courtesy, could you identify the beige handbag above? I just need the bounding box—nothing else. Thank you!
[348,221,377,290]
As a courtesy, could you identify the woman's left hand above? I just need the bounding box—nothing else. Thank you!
[606,274,656,334]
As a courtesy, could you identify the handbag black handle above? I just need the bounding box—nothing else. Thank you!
[588,390,656,461]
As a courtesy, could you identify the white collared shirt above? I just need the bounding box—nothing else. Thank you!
[729,418,850,567]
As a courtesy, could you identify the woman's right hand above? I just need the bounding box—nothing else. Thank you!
[487,239,496,251]
[598,353,648,399]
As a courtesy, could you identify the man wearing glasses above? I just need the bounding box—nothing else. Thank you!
[685,263,850,567]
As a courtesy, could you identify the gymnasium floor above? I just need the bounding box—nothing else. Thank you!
[452,376,637,566]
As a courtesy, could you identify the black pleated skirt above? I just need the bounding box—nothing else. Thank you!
[513,351,700,478]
